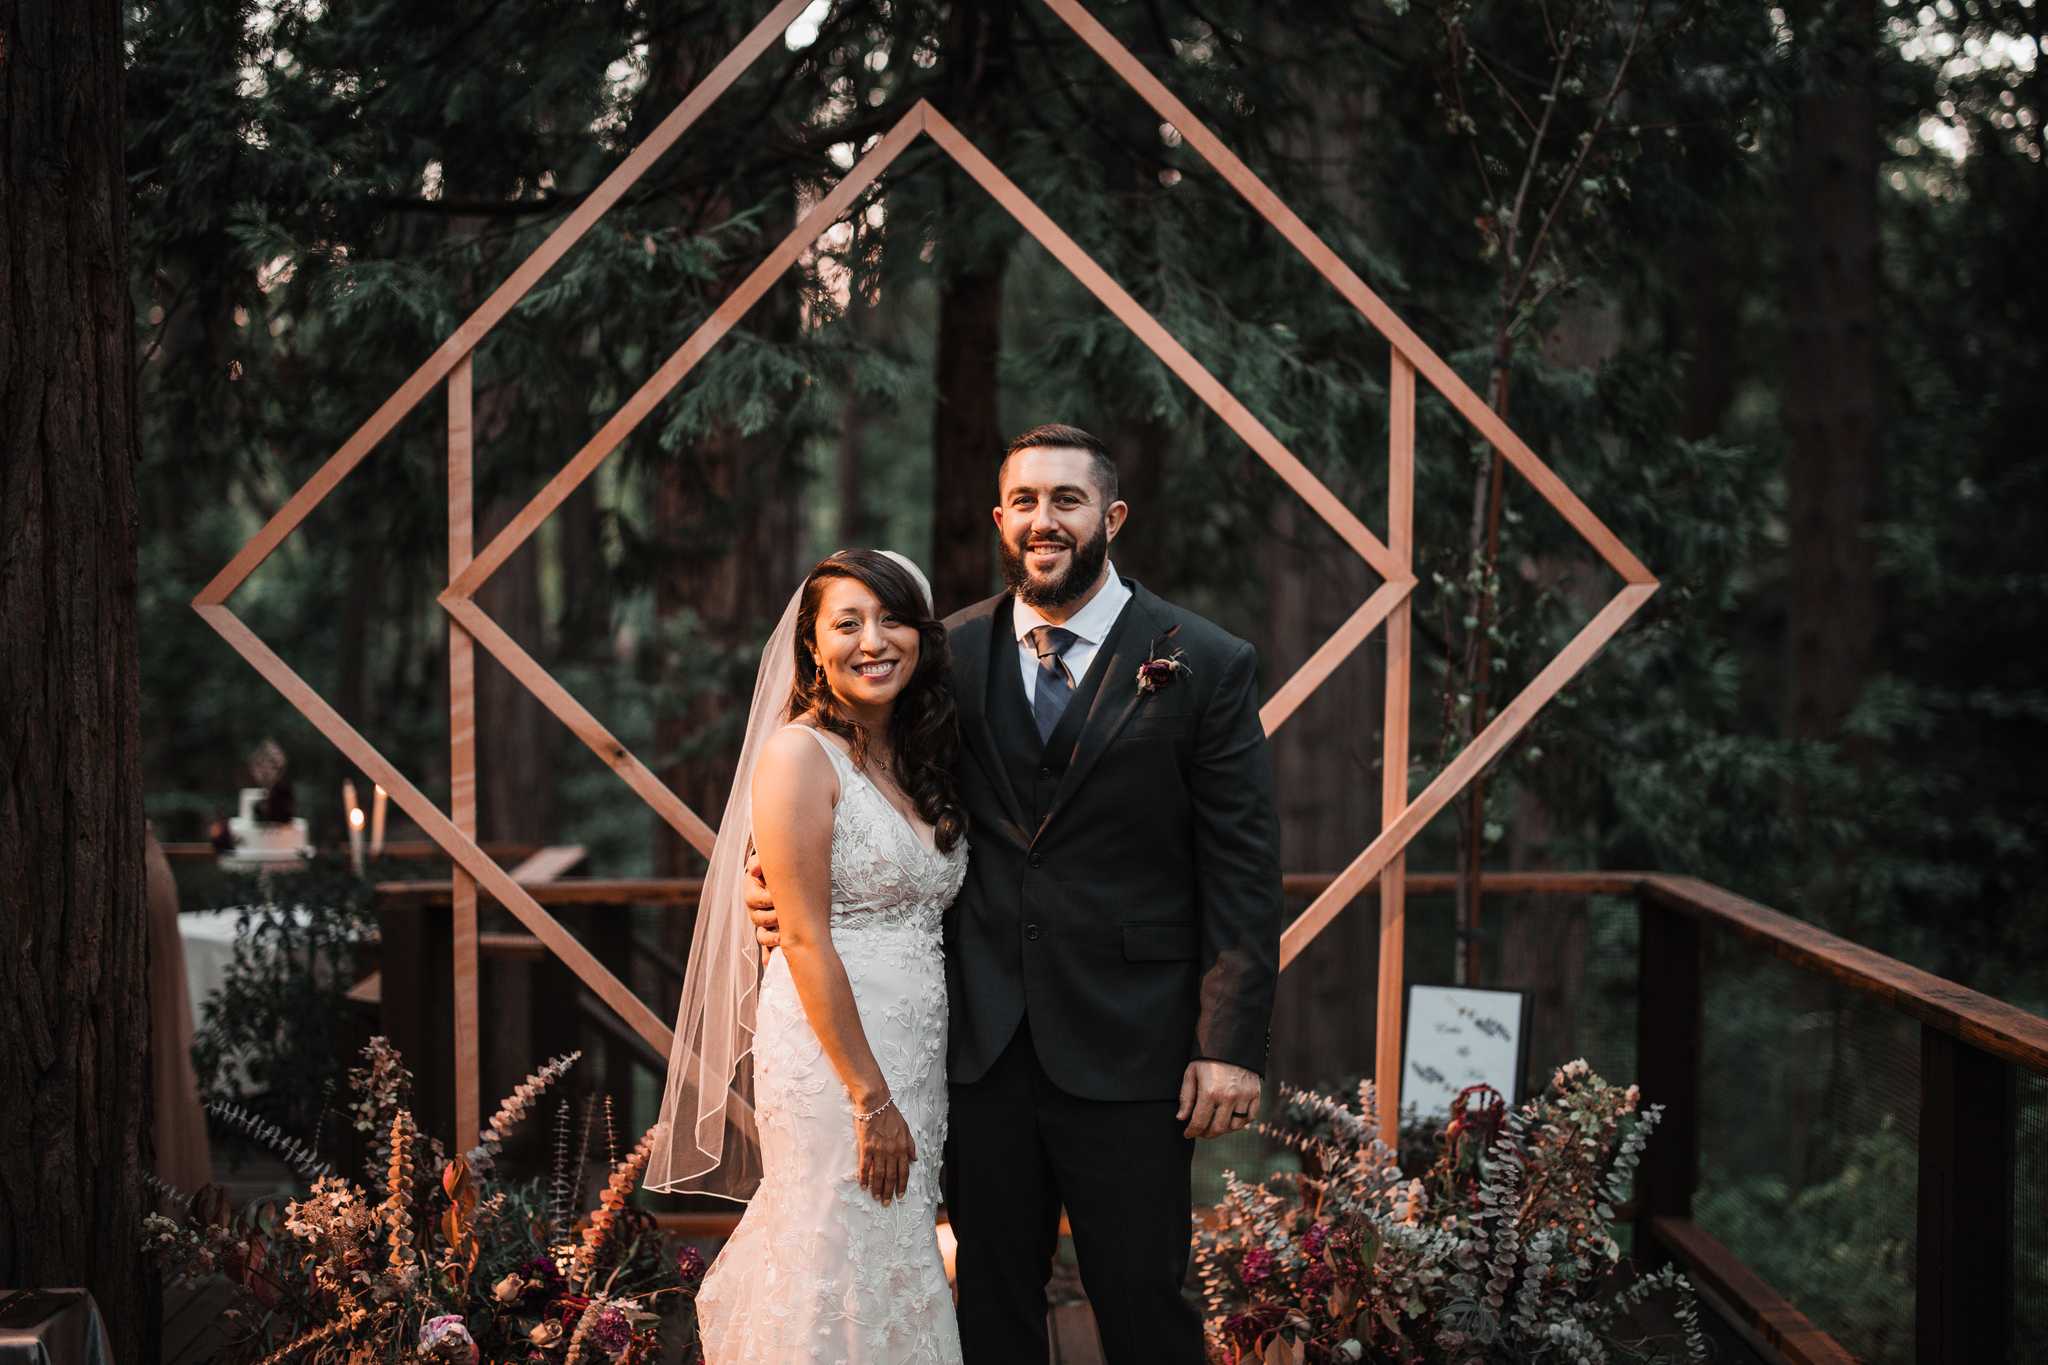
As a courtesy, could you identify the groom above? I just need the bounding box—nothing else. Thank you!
[759,423,1281,1362]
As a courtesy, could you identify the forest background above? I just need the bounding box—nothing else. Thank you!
[121,0,2046,1359]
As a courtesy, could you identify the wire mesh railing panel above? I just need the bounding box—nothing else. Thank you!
[1693,929,1919,1364]
[2016,1069,2048,1346]
[1483,892,1639,1091]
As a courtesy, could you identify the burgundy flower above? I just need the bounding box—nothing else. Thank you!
[521,1253,566,1295]
[1221,1307,1286,1347]
[676,1245,708,1286]
[1241,1247,1277,1285]
[1135,653,1191,695]
[1135,626,1192,696]
[1301,1222,1328,1258]
[588,1307,632,1356]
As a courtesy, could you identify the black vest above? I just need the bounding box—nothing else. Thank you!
[986,598,1137,826]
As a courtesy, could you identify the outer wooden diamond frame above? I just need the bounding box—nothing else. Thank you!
[195,0,1655,1148]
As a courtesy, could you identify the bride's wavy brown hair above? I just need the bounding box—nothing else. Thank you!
[787,550,965,854]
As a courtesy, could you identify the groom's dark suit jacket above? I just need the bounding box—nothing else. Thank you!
[942,579,1282,1103]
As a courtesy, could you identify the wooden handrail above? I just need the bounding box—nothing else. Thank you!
[368,869,1645,906]
[163,839,546,863]
[368,867,2048,1077]
[1639,873,2048,1076]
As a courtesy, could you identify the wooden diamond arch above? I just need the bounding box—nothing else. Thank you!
[195,0,1656,1149]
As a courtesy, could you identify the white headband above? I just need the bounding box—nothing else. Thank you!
[878,549,936,615]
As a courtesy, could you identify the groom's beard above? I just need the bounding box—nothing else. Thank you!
[1001,517,1110,609]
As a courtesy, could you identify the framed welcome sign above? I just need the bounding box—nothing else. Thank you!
[1401,985,1532,1115]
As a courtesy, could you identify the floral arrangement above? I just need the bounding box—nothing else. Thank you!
[145,1038,708,1364]
[1195,1061,1710,1364]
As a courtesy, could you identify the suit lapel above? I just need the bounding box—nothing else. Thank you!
[1030,583,1170,847]
[953,596,1031,841]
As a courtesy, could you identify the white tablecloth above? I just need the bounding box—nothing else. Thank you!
[0,1290,112,1365]
[176,909,247,1035]
[177,906,315,1032]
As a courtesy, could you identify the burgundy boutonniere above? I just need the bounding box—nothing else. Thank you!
[1135,625,1193,696]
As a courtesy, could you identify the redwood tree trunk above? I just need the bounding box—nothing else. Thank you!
[1783,0,1879,745]
[928,1,1013,613]
[1260,497,1383,1087]
[0,0,154,1354]
[931,263,1007,610]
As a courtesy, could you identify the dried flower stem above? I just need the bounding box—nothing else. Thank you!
[254,1308,366,1365]
[569,1122,664,1290]
[384,1108,417,1272]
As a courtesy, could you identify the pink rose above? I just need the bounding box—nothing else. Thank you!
[419,1315,478,1365]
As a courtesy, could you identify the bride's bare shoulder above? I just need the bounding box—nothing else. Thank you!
[753,723,840,807]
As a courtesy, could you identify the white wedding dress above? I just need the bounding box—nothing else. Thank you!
[696,726,969,1365]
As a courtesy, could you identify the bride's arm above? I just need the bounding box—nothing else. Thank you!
[750,728,915,1203]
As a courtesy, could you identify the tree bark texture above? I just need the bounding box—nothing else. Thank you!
[1782,0,1880,743]
[0,0,154,1354]
[930,262,1007,610]
[928,1,1014,614]
[1260,498,1384,1087]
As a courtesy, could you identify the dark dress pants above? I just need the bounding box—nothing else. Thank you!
[945,1017,1205,1364]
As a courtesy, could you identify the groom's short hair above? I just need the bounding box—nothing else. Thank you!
[1001,423,1119,503]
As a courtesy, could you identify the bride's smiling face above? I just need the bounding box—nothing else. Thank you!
[812,575,922,714]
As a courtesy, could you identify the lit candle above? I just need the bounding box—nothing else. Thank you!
[370,784,388,859]
[344,779,364,875]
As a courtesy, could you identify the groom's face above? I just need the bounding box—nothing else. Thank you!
[994,445,1127,608]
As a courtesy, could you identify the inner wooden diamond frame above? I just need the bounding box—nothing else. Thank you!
[195,0,1655,1145]
[440,95,1412,866]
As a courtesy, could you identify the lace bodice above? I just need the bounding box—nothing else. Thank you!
[801,726,968,931]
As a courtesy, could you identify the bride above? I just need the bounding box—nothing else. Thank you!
[647,548,969,1364]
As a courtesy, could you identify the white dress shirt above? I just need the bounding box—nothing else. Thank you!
[1012,563,1134,706]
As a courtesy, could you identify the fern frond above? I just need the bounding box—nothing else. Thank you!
[207,1101,335,1182]
[466,1050,581,1175]
[550,1098,574,1231]
[142,1170,193,1211]
[570,1093,596,1213]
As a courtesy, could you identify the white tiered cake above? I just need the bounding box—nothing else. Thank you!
[218,786,312,872]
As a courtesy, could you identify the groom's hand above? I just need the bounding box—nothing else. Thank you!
[1178,1059,1262,1139]
[744,852,781,951]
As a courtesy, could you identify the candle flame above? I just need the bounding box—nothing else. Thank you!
[349,807,365,829]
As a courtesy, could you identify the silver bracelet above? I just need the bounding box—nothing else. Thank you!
[853,1093,895,1123]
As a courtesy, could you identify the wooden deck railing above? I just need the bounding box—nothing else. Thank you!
[367,868,2047,1365]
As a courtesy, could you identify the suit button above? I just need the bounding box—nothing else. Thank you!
[1025,923,1042,940]
[1028,853,1043,867]
[1038,766,1053,778]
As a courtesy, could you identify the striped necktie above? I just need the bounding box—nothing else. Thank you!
[1024,624,1078,744]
